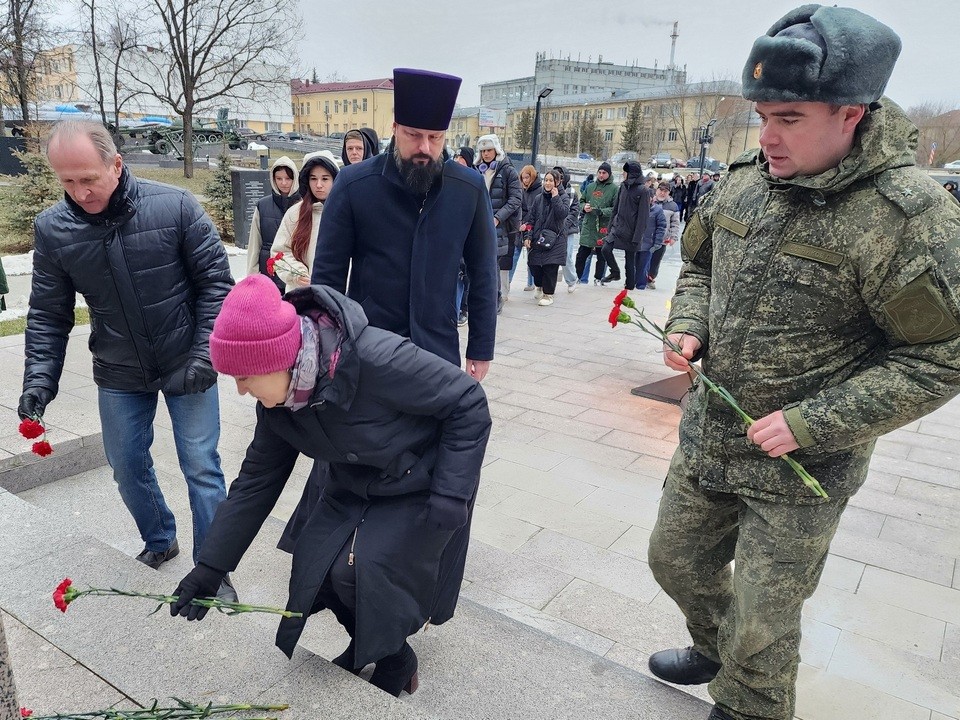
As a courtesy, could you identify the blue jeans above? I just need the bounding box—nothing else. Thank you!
[509,245,534,287]
[562,233,580,286]
[98,386,227,563]
[634,250,653,289]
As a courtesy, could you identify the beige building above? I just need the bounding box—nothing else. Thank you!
[501,81,761,166]
[291,78,394,139]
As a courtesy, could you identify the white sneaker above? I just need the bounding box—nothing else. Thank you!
[535,288,544,300]
[523,285,535,292]
[567,283,577,293]
[538,295,554,306]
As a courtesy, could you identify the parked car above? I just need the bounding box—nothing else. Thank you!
[577,152,595,160]
[945,160,960,174]
[650,152,675,168]
[328,131,346,140]
[687,156,725,173]
[672,158,687,168]
[608,151,639,167]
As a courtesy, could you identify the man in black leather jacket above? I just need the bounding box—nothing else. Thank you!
[19,120,235,597]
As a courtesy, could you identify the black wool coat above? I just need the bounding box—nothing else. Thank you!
[197,285,492,667]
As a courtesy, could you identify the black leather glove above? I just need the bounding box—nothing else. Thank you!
[170,562,225,621]
[416,493,469,532]
[18,387,54,420]
[162,358,218,396]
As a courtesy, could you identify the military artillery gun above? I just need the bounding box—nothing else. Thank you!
[119,108,249,156]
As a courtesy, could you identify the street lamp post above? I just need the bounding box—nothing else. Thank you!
[530,87,553,170]
[697,118,717,179]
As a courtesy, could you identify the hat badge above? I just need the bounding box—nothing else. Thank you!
[753,62,763,79]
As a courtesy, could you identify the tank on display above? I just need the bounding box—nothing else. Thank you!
[121,120,249,155]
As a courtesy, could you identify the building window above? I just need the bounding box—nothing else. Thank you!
[306,102,310,114]
[562,111,569,121]
[362,98,367,112]
[605,108,614,120]
[644,105,651,116]
[335,100,340,113]
[604,130,613,141]
[551,112,558,121]
[668,128,678,141]
[595,109,602,119]
[617,106,627,118]
[325,101,330,114]
[352,99,358,113]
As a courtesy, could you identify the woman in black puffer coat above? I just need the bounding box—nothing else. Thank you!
[523,169,568,306]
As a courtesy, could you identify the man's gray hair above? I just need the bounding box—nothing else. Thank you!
[47,120,119,165]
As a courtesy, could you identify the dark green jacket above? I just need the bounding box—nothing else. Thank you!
[579,177,618,247]
[668,98,960,502]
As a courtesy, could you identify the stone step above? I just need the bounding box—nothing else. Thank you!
[1,484,710,719]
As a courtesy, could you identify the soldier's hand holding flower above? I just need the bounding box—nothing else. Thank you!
[747,410,800,458]
[663,333,701,372]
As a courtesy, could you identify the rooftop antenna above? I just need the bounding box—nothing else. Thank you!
[669,21,679,80]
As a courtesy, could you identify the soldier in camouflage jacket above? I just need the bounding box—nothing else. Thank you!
[645,6,960,720]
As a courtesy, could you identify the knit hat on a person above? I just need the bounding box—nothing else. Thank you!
[742,4,901,104]
[455,146,475,166]
[210,275,302,377]
[597,162,612,174]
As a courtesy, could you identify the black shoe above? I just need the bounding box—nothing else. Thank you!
[216,574,238,603]
[135,539,180,569]
[599,274,621,286]
[648,646,721,685]
[457,311,468,327]
[369,641,418,697]
[331,640,363,676]
[707,706,735,720]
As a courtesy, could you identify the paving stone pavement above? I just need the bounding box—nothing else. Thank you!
[3,246,960,718]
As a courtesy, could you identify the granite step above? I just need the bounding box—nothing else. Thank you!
[2,480,709,719]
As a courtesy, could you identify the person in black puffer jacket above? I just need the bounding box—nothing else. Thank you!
[475,134,521,309]
[514,164,541,290]
[20,120,235,594]
[247,155,299,293]
[523,169,568,306]
[600,160,651,290]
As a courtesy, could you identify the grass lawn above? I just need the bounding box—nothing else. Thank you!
[0,306,90,337]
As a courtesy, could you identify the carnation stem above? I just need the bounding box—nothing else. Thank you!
[625,307,829,499]
[67,587,302,618]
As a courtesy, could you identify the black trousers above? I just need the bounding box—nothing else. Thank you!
[530,263,560,295]
[601,243,637,289]
[575,245,605,280]
[648,244,667,280]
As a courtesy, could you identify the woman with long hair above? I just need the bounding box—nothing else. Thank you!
[271,150,339,292]
[514,164,541,289]
[523,168,568,306]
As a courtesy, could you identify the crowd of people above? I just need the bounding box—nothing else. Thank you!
[13,5,960,720]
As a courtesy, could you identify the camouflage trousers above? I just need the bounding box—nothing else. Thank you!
[0,615,19,720]
[648,450,847,720]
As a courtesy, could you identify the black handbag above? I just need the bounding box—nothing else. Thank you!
[533,229,558,250]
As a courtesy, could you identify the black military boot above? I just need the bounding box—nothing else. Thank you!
[369,641,418,697]
[648,646,721,685]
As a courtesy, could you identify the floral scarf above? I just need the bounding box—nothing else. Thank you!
[283,309,342,412]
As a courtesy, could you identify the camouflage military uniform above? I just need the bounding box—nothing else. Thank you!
[648,99,960,720]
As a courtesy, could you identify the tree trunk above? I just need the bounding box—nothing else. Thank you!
[182,103,194,178]
[0,615,20,720]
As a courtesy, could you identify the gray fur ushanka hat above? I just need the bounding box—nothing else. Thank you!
[742,4,901,105]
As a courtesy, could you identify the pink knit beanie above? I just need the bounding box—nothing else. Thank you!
[210,275,302,376]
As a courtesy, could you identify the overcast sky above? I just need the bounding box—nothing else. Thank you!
[298,0,958,111]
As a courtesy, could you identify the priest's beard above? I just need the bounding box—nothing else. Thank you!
[394,146,443,195]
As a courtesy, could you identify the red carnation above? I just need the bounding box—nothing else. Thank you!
[18,418,44,439]
[592,190,602,197]
[53,577,74,612]
[274,251,284,259]
[614,290,629,309]
[266,258,276,275]
[32,440,53,457]
[20,709,33,718]
[599,227,608,234]
[608,306,624,328]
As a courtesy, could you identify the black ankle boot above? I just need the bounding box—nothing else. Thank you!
[331,640,362,676]
[648,646,721,685]
[369,641,418,697]
[599,273,621,286]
